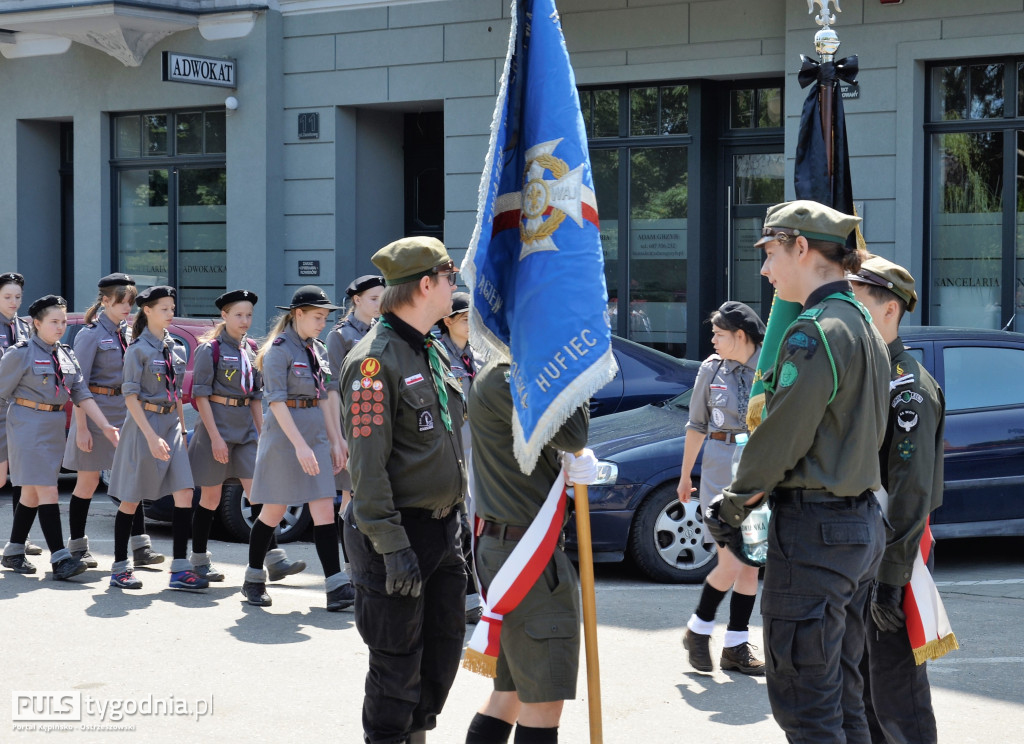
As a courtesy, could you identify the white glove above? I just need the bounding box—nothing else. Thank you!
[564,449,599,486]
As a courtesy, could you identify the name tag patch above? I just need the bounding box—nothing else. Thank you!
[405,373,425,386]
[417,410,434,432]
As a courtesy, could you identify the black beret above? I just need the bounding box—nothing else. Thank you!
[0,272,25,288]
[714,301,765,343]
[98,273,136,289]
[276,285,343,311]
[215,289,258,310]
[447,292,470,317]
[345,275,386,298]
[28,294,67,317]
[135,285,176,306]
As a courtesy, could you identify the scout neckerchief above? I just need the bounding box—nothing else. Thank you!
[161,342,178,403]
[51,346,70,398]
[3,315,22,347]
[116,321,128,354]
[381,319,453,433]
[463,470,568,678]
[239,336,254,396]
[304,342,326,399]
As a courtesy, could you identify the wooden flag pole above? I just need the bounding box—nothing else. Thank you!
[572,471,603,743]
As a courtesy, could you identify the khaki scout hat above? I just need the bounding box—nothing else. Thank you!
[372,237,455,286]
[754,200,862,247]
[847,254,918,313]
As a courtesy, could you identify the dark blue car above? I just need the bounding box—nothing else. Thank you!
[568,327,1024,583]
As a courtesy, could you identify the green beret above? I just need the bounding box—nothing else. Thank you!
[848,254,918,313]
[755,199,862,247]
[372,237,453,285]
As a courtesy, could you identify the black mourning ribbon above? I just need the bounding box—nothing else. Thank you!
[797,54,859,90]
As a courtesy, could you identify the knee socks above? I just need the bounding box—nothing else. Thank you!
[38,504,66,554]
[694,583,728,624]
[313,524,341,578]
[514,724,558,743]
[10,485,21,515]
[9,503,37,546]
[69,496,91,541]
[131,504,146,536]
[114,510,133,563]
[172,507,191,561]
[726,591,758,633]
[466,713,514,744]
[191,505,217,555]
[248,519,275,571]
[249,503,279,551]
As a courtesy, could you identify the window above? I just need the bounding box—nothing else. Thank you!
[942,346,1024,410]
[112,110,226,316]
[729,86,782,130]
[926,60,1024,332]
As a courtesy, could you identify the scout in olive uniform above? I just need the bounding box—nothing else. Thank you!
[708,201,890,742]
[464,358,594,744]
[326,273,385,564]
[243,286,350,610]
[850,257,944,744]
[107,286,203,592]
[0,272,41,555]
[188,289,304,585]
[0,295,119,580]
[340,237,466,744]
[678,301,765,676]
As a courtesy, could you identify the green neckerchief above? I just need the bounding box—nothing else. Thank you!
[381,319,452,433]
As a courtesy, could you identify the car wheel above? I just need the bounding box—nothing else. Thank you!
[217,481,313,544]
[628,483,718,583]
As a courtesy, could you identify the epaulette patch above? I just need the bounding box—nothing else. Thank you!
[798,307,823,320]
[272,337,285,346]
[12,340,28,348]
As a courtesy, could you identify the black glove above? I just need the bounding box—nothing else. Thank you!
[383,547,422,598]
[870,581,906,633]
[703,494,740,549]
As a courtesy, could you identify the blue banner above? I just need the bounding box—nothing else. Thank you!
[462,0,616,473]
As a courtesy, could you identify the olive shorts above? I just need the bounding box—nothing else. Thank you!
[475,534,581,703]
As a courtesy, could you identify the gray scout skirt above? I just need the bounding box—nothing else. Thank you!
[698,438,737,548]
[62,393,126,472]
[0,401,11,462]
[107,408,193,502]
[249,404,334,505]
[7,405,68,487]
[187,404,258,487]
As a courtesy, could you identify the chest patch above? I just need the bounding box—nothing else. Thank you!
[779,360,799,388]
[417,410,434,432]
[711,408,725,427]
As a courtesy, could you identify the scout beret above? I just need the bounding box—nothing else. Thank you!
[754,200,861,247]
[713,301,765,343]
[276,285,343,311]
[447,292,470,317]
[98,273,136,289]
[136,285,176,306]
[372,236,454,285]
[847,254,918,313]
[28,294,67,317]
[345,274,386,298]
[215,289,258,310]
[0,272,25,288]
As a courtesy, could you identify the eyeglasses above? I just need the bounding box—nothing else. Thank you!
[760,227,797,243]
[432,261,459,286]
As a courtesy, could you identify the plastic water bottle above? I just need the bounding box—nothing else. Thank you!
[731,433,770,565]
[730,432,748,480]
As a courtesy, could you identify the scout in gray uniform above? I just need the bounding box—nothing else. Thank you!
[187,289,305,584]
[326,273,385,563]
[850,256,944,744]
[678,300,765,676]
[243,286,350,610]
[0,272,40,555]
[437,291,485,624]
[464,358,595,744]
[107,286,204,592]
[708,200,890,742]
[0,295,119,580]
[340,236,466,744]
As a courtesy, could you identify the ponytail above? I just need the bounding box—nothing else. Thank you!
[200,321,227,345]
[83,300,104,326]
[255,312,294,371]
[130,310,148,344]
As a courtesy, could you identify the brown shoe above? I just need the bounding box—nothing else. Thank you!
[720,642,765,675]
[682,629,713,672]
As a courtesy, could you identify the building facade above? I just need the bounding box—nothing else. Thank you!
[1,0,1022,358]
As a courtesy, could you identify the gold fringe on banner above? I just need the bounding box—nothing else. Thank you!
[913,632,959,666]
[462,649,498,678]
[746,392,766,433]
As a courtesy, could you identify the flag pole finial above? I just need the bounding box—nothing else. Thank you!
[809,0,841,60]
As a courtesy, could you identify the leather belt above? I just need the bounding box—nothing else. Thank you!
[142,402,175,414]
[708,430,745,443]
[285,398,319,408]
[210,394,253,407]
[771,487,871,505]
[477,520,528,542]
[400,505,457,520]
[88,384,122,396]
[14,398,62,412]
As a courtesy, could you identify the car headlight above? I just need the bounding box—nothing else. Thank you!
[591,460,618,486]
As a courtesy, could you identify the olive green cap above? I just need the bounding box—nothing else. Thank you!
[847,254,918,313]
[755,199,862,247]
[372,236,454,285]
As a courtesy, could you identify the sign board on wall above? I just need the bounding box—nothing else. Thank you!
[162,52,237,88]
[298,260,320,277]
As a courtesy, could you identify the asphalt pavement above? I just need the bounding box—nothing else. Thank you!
[1,489,1022,743]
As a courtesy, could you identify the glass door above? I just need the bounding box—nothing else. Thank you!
[177,167,227,312]
[118,168,170,289]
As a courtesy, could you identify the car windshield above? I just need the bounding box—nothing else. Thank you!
[663,388,693,410]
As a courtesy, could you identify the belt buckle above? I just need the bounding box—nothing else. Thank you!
[432,505,452,519]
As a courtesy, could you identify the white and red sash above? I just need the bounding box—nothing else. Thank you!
[463,470,567,678]
[905,519,959,664]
